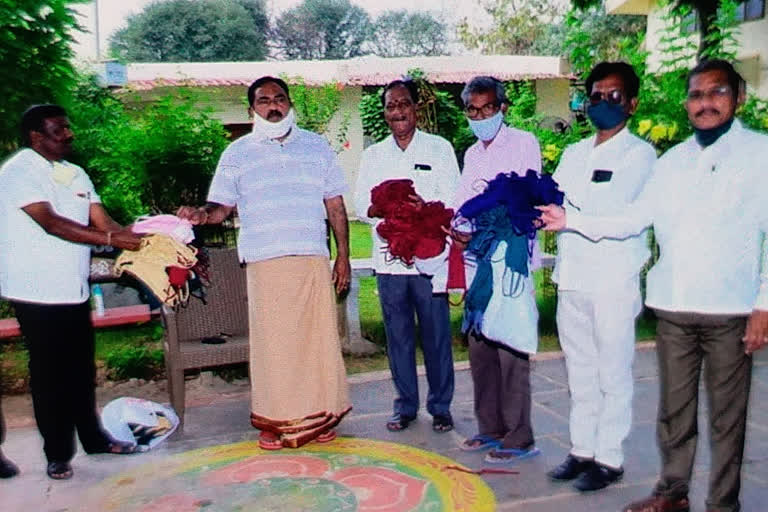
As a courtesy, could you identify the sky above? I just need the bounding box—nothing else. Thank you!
[72,0,488,61]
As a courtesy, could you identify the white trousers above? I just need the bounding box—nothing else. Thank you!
[556,276,641,469]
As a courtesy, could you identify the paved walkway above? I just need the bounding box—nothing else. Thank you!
[2,344,767,511]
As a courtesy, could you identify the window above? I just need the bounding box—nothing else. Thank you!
[744,0,765,21]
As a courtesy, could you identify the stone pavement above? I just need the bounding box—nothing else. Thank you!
[2,343,767,511]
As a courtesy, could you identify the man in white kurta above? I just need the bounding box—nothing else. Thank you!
[541,59,768,512]
[548,62,656,492]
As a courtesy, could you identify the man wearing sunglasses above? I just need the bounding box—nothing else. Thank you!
[546,62,657,492]
[539,59,768,512]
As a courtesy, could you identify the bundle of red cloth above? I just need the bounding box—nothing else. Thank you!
[371,179,454,266]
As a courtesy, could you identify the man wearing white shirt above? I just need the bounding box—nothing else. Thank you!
[0,105,143,480]
[354,79,460,433]
[547,62,657,492]
[540,60,768,512]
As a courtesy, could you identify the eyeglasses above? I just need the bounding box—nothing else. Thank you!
[589,89,624,105]
[384,100,415,112]
[465,102,500,119]
[686,85,732,102]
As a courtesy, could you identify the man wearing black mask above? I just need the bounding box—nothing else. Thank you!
[546,61,656,492]
[539,59,768,512]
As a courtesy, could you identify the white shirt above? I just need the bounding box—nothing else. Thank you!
[553,127,657,291]
[208,127,347,263]
[569,121,768,314]
[0,148,99,304]
[354,130,460,275]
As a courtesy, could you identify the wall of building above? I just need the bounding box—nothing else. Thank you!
[645,6,768,98]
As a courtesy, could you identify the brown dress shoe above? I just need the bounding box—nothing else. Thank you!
[623,494,690,512]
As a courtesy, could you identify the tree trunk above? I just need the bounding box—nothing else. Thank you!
[696,0,720,58]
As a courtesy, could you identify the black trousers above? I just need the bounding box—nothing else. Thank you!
[12,300,111,463]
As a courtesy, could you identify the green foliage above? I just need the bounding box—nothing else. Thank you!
[271,0,370,60]
[109,0,269,62]
[503,82,592,174]
[564,6,648,79]
[457,0,565,55]
[740,96,768,132]
[104,345,164,380]
[62,74,229,223]
[359,91,390,142]
[368,10,448,57]
[0,0,86,154]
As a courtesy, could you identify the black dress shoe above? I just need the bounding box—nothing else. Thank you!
[572,462,623,492]
[547,454,594,481]
[0,452,19,478]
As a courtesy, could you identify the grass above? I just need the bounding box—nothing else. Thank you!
[0,221,658,389]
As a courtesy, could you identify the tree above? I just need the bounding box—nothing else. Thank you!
[271,0,370,60]
[109,0,269,62]
[0,0,86,154]
[457,0,565,55]
[571,0,745,58]
[368,10,449,57]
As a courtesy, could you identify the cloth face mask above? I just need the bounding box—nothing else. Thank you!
[252,108,296,139]
[468,110,504,141]
[694,117,733,147]
[587,100,627,130]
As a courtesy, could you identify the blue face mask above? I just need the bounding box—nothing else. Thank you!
[468,110,504,141]
[587,101,627,130]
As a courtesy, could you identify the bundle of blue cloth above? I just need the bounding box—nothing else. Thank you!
[458,170,564,335]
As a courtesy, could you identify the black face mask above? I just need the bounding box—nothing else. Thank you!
[694,117,734,147]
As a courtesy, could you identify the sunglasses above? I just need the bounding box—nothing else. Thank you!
[589,89,624,105]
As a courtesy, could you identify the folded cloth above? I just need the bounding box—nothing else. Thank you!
[131,214,195,244]
[113,234,198,307]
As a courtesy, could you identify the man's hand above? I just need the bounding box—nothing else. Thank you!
[332,257,351,295]
[441,225,471,250]
[110,229,144,251]
[743,309,768,354]
[406,194,425,210]
[176,205,208,225]
[536,204,567,231]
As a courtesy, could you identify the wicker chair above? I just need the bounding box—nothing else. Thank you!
[161,247,249,432]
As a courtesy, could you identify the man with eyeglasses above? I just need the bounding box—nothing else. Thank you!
[539,59,768,512]
[354,79,459,434]
[544,62,657,492]
[177,76,352,449]
[449,76,543,464]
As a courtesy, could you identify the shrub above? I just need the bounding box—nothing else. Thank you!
[104,345,164,380]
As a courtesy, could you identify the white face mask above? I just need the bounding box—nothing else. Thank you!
[252,108,296,139]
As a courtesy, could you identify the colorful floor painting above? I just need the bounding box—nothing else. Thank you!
[86,437,496,511]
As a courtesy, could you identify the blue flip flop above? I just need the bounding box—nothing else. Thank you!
[460,434,503,452]
[484,446,541,464]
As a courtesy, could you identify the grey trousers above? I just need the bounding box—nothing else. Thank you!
[652,309,751,512]
[468,333,534,449]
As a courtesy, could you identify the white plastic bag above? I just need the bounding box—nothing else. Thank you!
[480,241,539,354]
[101,397,180,452]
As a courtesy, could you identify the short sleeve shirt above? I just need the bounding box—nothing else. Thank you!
[0,148,99,304]
[207,127,347,263]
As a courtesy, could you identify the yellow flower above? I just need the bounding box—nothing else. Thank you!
[541,144,561,162]
[650,124,668,143]
[667,122,678,140]
[637,119,653,136]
